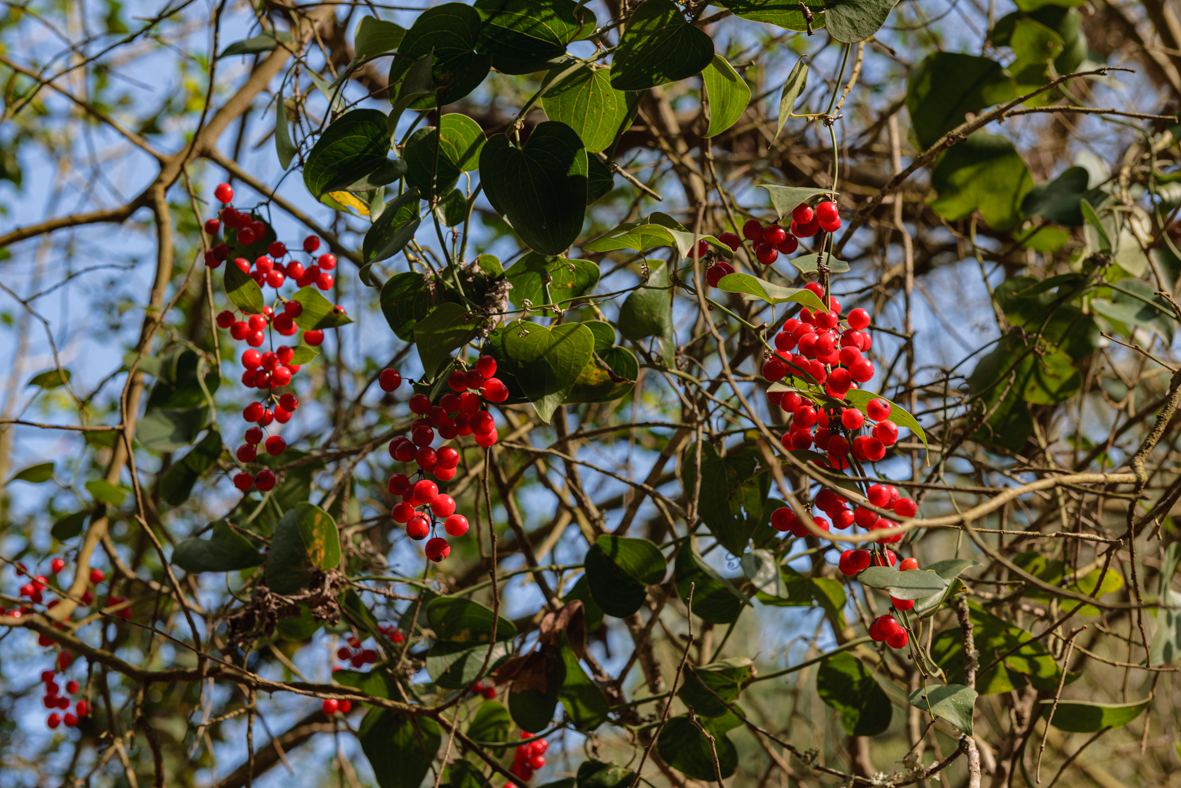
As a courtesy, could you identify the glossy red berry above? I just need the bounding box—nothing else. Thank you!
[50,558,65,574]
[255,469,276,492]
[233,472,254,491]
[873,420,899,446]
[776,235,798,254]
[791,204,813,225]
[322,698,340,714]
[444,514,469,536]
[379,369,402,392]
[318,253,337,271]
[414,480,439,504]
[214,183,234,204]
[762,224,787,246]
[816,201,839,224]
[47,713,61,729]
[236,444,257,463]
[754,243,778,265]
[742,218,763,241]
[265,435,286,456]
[847,308,870,330]
[279,393,299,412]
[866,398,891,422]
[304,329,324,346]
[706,262,734,287]
[76,700,88,717]
[425,537,451,562]
[89,569,105,584]
[770,507,794,532]
[717,231,741,251]
[303,236,321,252]
[894,498,917,518]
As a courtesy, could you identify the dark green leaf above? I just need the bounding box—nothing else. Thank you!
[136,407,209,452]
[379,272,428,341]
[388,53,436,128]
[825,0,899,42]
[909,684,977,734]
[679,658,753,717]
[686,443,771,556]
[930,131,1033,231]
[160,429,223,506]
[277,605,325,641]
[436,188,468,226]
[931,601,1064,694]
[480,121,588,256]
[609,0,714,91]
[339,159,408,192]
[1021,167,1105,226]
[562,575,604,632]
[219,31,291,58]
[1091,279,1175,340]
[498,320,594,421]
[816,653,892,736]
[577,761,634,788]
[86,479,128,506]
[926,559,978,581]
[587,154,615,203]
[51,511,89,541]
[427,638,514,689]
[404,114,485,199]
[1041,698,1150,733]
[359,709,441,788]
[505,253,600,308]
[364,188,422,263]
[28,368,70,388]
[584,535,667,618]
[618,261,674,362]
[774,58,808,142]
[265,503,340,595]
[225,259,265,314]
[712,0,826,33]
[303,109,391,198]
[172,521,263,573]
[906,53,1014,150]
[475,0,596,74]
[656,715,738,780]
[354,16,406,61]
[8,462,54,484]
[467,700,512,743]
[583,216,732,259]
[674,544,748,624]
[388,4,491,110]
[415,303,479,379]
[274,83,296,170]
[427,596,518,642]
[542,66,636,153]
[565,344,638,404]
[292,286,354,330]
[703,55,749,138]
[558,633,609,730]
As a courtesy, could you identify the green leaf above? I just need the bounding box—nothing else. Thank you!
[762,187,835,223]
[713,0,826,32]
[224,258,265,314]
[926,559,978,581]
[843,389,929,449]
[857,566,948,600]
[354,16,406,61]
[810,576,848,630]
[587,154,615,203]
[541,65,636,154]
[428,639,514,689]
[160,429,223,506]
[498,320,594,422]
[219,31,290,58]
[467,700,512,743]
[427,596,518,642]
[51,511,89,541]
[558,633,609,730]
[277,605,325,642]
[8,462,54,484]
[930,132,1033,231]
[274,84,296,171]
[302,109,391,198]
[789,252,851,274]
[577,761,634,788]
[656,715,738,781]
[1010,17,1064,64]
[584,535,667,618]
[609,0,714,91]
[435,188,468,226]
[359,709,441,788]
[931,601,1064,694]
[388,53,436,129]
[379,272,428,341]
[265,503,340,595]
[686,443,771,556]
[565,344,638,404]
[562,575,605,632]
[404,114,485,199]
[1041,698,1151,733]
[740,549,784,597]
[774,58,808,142]
[291,286,354,330]
[338,159,408,193]
[136,407,209,453]
[1021,167,1103,226]
[28,368,71,388]
[1091,279,1175,340]
[679,658,753,718]
[86,479,128,506]
[715,273,827,309]
[172,521,263,573]
[674,544,748,624]
[618,261,674,362]
[506,253,600,308]
[388,4,491,110]
[825,0,899,43]
[364,188,422,263]
[583,217,732,259]
[906,52,1014,150]
[509,648,566,731]
[415,303,480,379]
[480,122,588,256]
[1150,543,1181,664]
[1080,198,1112,252]
[702,55,749,138]
[475,0,596,75]
[909,684,977,734]
[816,653,892,736]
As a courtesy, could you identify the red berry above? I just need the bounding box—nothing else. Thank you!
[444,514,469,536]
[316,273,334,290]
[717,231,741,251]
[431,494,456,518]
[318,253,337,271]
[265,435,287,456]
[471,411,495,434]
[65,680,78,695]
[899,557,919,571]
[236,444,257,463]
[50,558,65,574]
[741,218,763,241]
[214,183,234,204]
[873,420,899,447]
[776,235,799,254]
[279,393,299,412]
[706,262,734,287]
[816,201,839,224]
[304,329,324,346]
[255,469,276,492]
[792,216,821,238]
[64,713,78,727]
[425,537,451,562]
[754,243,778,265]
[847,308,870,330]
[414,480,439,503]
[76,700,88,716]
[686,239,710,259]
[482,378,509,403]
[474,428,498,447]
[892,596,915,611]
[303,236,321,252]
[762,224,787,246]
[475,355,497,378]
[770,507,794,532]
[409,393,431,414]
[322,699,340,714]
[47,713,61,729]
[243,402,264,423]
[89,569,105,584]
[887,628,909,649]
[866,398,891,422]
[791,204,813,225]
[867,484,891,508]
[894,498,917,518]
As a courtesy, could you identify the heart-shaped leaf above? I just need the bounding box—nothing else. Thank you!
[817,653,891,736]
[302,109,391,198]
[480,121,588,256]
[498,321,595,421]
[909,684,977,734]
[541,65,638,153]
[609,0,714,91]
[363,188,421,264]
[415,303,480,378]
[266,503,341,595]
[388,4,491,110]
[404,114,485,199]
[857,566,948,600]
[505,253,600,308]
[475,0,596,74]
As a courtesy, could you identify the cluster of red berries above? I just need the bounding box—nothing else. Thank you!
[838,554,921,650]
[507,732,548,785]
[4,564,109,619]
[703,200,842,284]
[467,680,497,700]
[388,478,465,562]
[336,633,380,669]
[204,184,339,293]
[321,697,353,715]
[38,668,89,729]
[769,483,917,542]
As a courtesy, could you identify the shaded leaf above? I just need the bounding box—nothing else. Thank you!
[292,286,354,330]
[172,522,263,573]
[906,52,1014,150]
[359,709,441,788]
[774,58,808,142]
[388,4,491,110]
[674,543,748,624]
[265,503,340,595]
[8,462,54,484]
[364,188,422,264]
[303,109,391,198]
[816,653,892,736]
[909,684,977,734]
[609,0,713,91]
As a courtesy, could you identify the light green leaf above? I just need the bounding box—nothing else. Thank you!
[86,479,129,506]
[909,684,977,734]
[505,253,600,308]
[844,389,929,449]
[27,368,71,388]
[541,65,637,154]
[774,58,808,142]
[1010,17,1064,64]
[224,259,265,314]
[292,286,354,330]
[1150,543,1181,665]
[713,0,826,31]
[930,131,1033,231]
[275,83,296,170]
[716,272,827,309]
[825,0,899,43]
[703,55,749,138]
